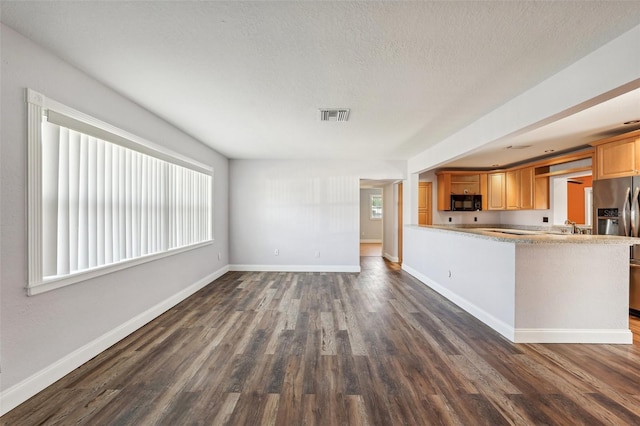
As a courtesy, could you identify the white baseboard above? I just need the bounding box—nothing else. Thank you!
[402,264,515,341]
[383,253,399,263]
[402,264,633,344]
[360,239,382,243]
[514,329,633,344]
[0,265,230,417]
[230,264,361,273]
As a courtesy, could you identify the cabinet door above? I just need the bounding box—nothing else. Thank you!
[418,182,432,225]
[487,172,506,210]
[506,170,521,210]
[534,176,549,209]
[418,183,427,209]
[519,167,534,210]
[436,173,450,211]
[596,138,638,179]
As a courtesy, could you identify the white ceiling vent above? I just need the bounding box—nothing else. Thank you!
[319,108,350,122]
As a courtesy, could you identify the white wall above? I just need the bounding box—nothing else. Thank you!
[515,243,629,331]
[0,24,229,411]
[403,226,631,343]
[229,159,404,271]
[382,182,400,262]
[359,188,383,242]
[402,226,517,333]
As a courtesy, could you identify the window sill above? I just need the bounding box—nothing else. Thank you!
[27,240,214,296]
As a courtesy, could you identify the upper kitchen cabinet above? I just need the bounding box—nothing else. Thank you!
[592,132,640,180]
[534,175,549,210]
[506,167,534,210]
[487,172,506,210]
[436,172,487,210]
[519,166,535,210]
[505,169,520,210]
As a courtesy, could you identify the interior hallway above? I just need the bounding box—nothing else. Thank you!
[359,243,382,257]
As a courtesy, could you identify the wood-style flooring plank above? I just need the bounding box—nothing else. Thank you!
[3,257,640,425]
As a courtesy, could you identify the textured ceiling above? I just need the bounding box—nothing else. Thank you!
[2,1,640,161]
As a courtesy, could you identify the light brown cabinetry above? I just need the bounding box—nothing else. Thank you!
[505,170,520,210]
[487,172,506,210]
[436,172,486,211]
[505,167,535,210]
[418,182,432,225]
[534,176,549,209]
[436,149,594,212]
[594,137,640,180]
[487,166,541,211]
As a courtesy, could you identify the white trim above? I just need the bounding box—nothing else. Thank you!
[513,328,633,344]
[402,264,633,344]
[229,264,361,273]
[30,89,212,173]
[27,93,43,289]
[383,253,399,263]
[0,265,229,416]
[28,241,213,296]
[360,239,382,243]
[402,264,516,341]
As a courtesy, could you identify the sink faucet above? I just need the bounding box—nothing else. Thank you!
[564,219,577,234]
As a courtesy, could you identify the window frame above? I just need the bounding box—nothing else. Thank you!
[370,194,383,220]
[26,89,214,296]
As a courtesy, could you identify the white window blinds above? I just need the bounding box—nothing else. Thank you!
[27,89,213,295]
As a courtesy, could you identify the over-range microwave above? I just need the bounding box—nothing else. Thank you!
[450,194,482,211]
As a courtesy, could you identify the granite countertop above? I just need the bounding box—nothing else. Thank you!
[411,224,638,245]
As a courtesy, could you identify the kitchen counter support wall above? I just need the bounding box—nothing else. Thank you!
[402,225,632,343]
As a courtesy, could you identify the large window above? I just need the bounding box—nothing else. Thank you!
[27,89,213,295]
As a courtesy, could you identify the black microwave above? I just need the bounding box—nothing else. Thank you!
[450,194,482,211]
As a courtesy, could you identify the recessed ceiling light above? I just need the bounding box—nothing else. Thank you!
[506,145,532,150]
[624,119,640,125]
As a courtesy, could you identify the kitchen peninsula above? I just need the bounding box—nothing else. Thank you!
[402,225,636,344]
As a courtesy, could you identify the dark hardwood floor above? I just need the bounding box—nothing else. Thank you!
[4,256,640,425]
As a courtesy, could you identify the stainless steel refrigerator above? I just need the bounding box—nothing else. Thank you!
[593,176,640,316]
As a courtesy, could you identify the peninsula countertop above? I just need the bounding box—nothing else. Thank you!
[411,224,638,245]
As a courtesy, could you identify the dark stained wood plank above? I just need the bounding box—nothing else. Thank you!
[3,257,640,425]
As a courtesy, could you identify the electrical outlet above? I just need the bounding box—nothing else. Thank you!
[474,217,477,222]
[274,249,279,256]
[315,251,320,258]
[218,252,221,261]
[543,217,549,223]
[448,217,452,222]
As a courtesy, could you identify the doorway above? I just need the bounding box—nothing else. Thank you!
[552,173,593,226]
[567,175,593,225]
[359,179,403,263]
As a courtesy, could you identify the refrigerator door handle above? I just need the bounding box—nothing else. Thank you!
[623,187,631,236]
[632,187,640,238]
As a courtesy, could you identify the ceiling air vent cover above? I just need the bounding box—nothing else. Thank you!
[319,108,350,122]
